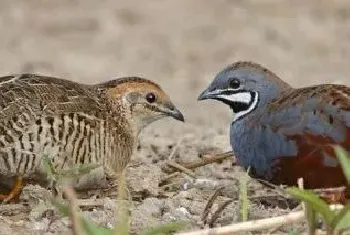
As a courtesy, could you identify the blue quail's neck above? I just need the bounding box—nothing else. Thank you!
[229,81,295,177]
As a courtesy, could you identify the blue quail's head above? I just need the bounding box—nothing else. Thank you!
[198,61,292,121]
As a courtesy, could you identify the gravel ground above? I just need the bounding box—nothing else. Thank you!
[0,0,349,234]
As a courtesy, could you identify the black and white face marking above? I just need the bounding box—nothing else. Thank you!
[215,90,259,121]
[198,89,259,122]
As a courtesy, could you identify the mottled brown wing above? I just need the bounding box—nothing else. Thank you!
[261,84,350,188]
[0,74,105,126]
[0,74,107,173]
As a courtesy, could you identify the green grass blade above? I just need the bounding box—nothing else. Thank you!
[304,201,317,235]
[81,218,114,235]
[333,205,350,231]
[59,163,101,178]
[114,171,131,235]
[140,222,187,235]
[42,155,56,180]
[51,199,114,235]
[287,229,300,235]
[334,146,350,184]
[239,167,250,222]
[287,187,335,224]
[51,199,70,217]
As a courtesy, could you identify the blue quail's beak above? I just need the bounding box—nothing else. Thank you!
[197,88,219,101]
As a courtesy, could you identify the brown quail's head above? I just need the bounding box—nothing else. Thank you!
[100,77,184,131]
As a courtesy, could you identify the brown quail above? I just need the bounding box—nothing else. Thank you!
[0,73,184,202]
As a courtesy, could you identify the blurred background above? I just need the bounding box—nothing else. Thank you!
[0,0,349,131]
[1,2,350,233]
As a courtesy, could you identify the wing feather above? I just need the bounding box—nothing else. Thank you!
[254,84,350,188]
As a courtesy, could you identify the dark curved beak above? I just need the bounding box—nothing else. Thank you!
[164,103,185,122]
[169,108,185,122]
[197,88,218,101]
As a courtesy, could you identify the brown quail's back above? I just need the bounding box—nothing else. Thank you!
[0,73,184,201]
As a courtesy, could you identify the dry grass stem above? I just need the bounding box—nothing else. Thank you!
[164,151,233,175]
[182,151,234,170]
[201,186,224,223]
[167,161,196,178]
[0,203,30,216]
[168,138,184,160]
[208,199,234,227]
[76,198,108,209]
[63,186,85,235]
[159,172,181,186]
[176,201,346,235]
[176,210,305,235]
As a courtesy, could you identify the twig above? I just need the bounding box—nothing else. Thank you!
[267,226,282,234]
[0,203,30,216]
[176,210,305,235]
[256,179,286,191]
[201,187,224,223]
[76,198,107,209]
[167,161,196,178]
[165,152,234,175]
[160,183,178,192]
[177,203,346,235]
[168,138,184,160]
[313,186,347,204]
[313,186,347,193]
[63,186,84,235]
[208,199,234,227]
[255,179,294,202]
[182,152,234,170]
[249,194,291,201]
[159,172,181,186]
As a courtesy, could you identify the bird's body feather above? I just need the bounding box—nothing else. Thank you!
[199,61,350,189]
[0,74,135,181]
[232,84,350,188]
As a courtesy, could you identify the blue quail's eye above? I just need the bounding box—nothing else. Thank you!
[229,78,240,89]
[146,92,156,103]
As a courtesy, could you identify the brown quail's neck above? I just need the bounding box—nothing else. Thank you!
[90,83,141,139]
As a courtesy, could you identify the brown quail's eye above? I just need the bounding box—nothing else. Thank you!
[229,78,240,89]
[146,92,156,103]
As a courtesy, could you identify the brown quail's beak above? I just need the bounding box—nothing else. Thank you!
[169,108,185,122]
[164,103,185,122]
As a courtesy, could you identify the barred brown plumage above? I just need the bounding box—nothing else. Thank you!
[0,73,184,202]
